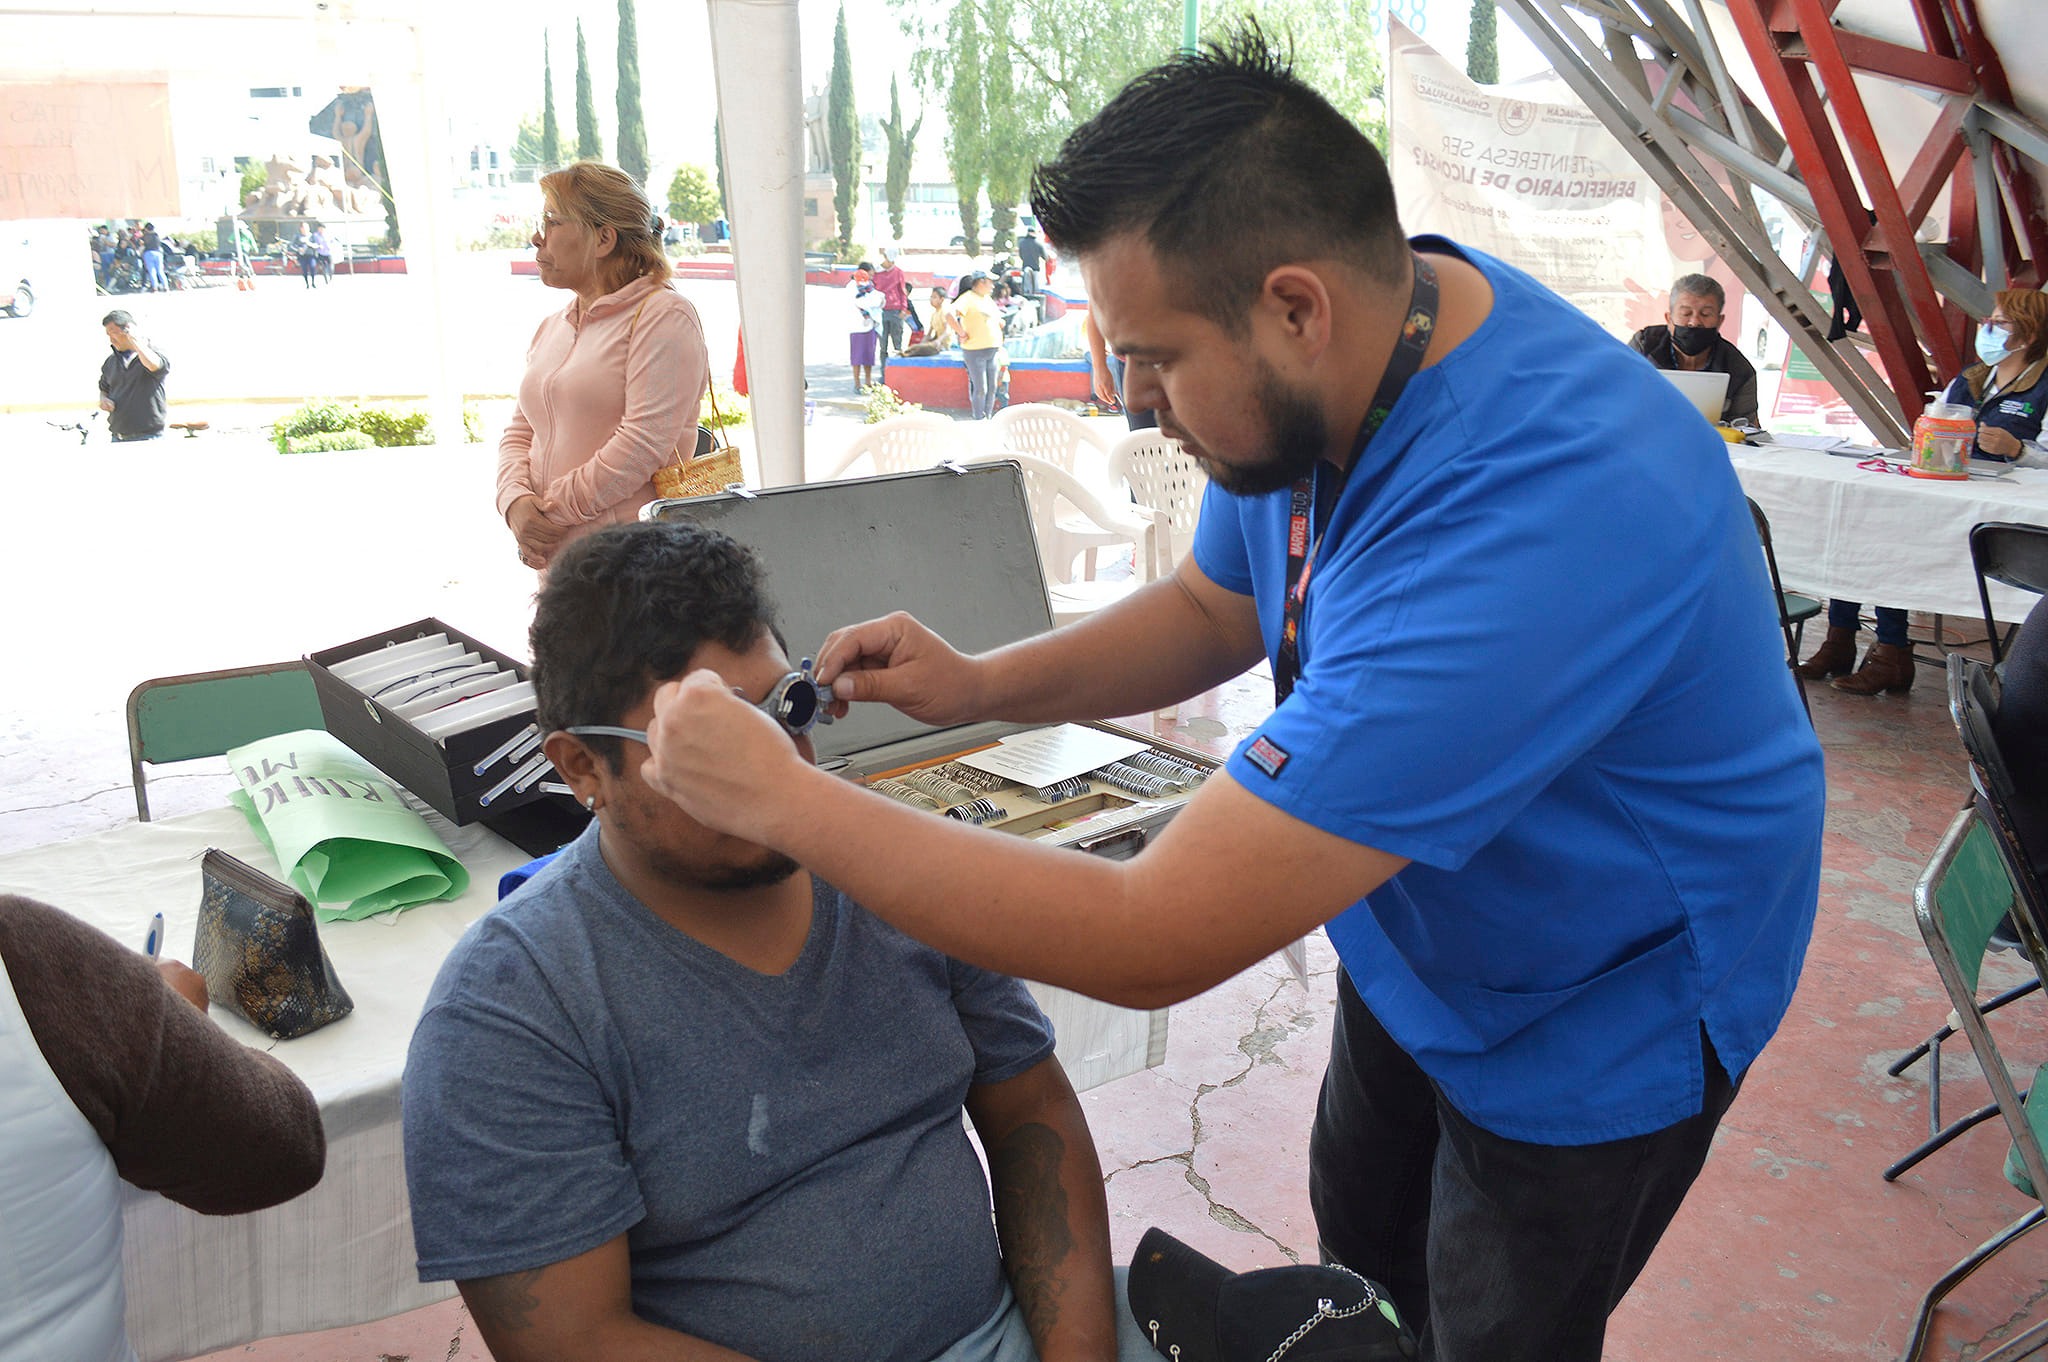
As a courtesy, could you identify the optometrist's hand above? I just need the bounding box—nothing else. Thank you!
[815,611,986,727]
[1977,423,2023,459]
[641,670,810,840]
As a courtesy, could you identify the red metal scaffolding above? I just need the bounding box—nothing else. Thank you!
[1724,0,2046,420]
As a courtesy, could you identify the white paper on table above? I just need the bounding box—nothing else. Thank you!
[956,724,1151,787]
[1755,433,1845,452]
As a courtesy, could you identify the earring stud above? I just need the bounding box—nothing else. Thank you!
[585,795,597,811]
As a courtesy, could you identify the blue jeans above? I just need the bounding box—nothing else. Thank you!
[1309,969,1740,1362]
[933,1275,1155,1362]
[1827,599,1908,646]
[142,249,167,291]
[964,346,1000,419]
[1102,352,1158,431]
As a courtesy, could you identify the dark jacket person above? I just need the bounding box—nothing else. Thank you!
[97,309,170,441]
[1629,273,1759,426]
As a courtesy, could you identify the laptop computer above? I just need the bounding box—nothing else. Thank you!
[1659,368,1730,424]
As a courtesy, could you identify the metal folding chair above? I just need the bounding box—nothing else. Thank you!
[1899,803,2048,1362]
[1747,497,1822,719]
[126,662,325,820]
[1887,656,2048,1182]
[1971,521,2048,666]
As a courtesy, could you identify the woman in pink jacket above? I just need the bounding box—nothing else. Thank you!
[498,162,708,572]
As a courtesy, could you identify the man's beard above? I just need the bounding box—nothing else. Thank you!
[650,847,803,892]
[1184,362,1332,497]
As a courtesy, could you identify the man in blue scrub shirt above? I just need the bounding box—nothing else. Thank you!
[635,30,1825,1362]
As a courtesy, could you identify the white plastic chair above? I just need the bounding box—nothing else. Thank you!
[989,403,1123,576]
[825,412,968,481]
[988,402,1113,474]
[1106,430,1208,579]
[967,453,1162,626]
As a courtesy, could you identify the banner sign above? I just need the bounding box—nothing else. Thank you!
[0,81,179,220]
[1387,21,1742,341]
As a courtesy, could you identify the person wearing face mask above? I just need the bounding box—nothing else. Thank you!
[1943,290,2048,461]
[1628,274,1760,427]
[1797,289,2048,697]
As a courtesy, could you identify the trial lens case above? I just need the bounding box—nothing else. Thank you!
[649,462,1223,1088]
[305,618,557,827]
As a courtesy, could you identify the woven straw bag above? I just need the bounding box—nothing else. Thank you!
[652,424,741,499]
[653,380,741,498]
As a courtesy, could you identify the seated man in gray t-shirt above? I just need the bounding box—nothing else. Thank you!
[402,520,1150,1362]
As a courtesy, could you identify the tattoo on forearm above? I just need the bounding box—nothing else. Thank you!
[464,1267,547,1334]
[990,1121,1076,1339]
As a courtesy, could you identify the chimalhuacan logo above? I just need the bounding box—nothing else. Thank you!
[1496,99,1538,136]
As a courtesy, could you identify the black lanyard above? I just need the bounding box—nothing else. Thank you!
[1274,254,1440,704]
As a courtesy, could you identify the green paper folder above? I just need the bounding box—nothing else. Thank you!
[226,729,470,921]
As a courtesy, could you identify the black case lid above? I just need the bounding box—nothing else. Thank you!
[648,463,1054,762]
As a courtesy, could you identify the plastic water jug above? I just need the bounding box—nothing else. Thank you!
[1909,399,1974,480]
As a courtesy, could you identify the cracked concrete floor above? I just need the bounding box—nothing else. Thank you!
[6,428,2046,1360]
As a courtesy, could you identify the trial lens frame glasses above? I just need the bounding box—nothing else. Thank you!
[564,658,835,745]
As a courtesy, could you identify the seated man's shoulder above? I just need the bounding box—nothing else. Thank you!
[1719,336,1758,378]
[1628,324,1665,354]
[423,859,598,1011]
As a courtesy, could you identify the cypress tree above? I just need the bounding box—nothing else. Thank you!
[575,19,602,161]
[827,2,859,251]
[615,0,649,182]
[882,76,922,246]
[540,32,562,171]
[1467,0,1499,84]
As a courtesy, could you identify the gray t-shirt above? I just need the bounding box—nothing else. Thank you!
[403,826,1056,1362]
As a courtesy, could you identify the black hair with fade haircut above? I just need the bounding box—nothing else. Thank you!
[530,521,780,772]
[1029,21,1409,331]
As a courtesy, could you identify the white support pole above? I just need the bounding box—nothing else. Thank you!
[706,0,807,487]
[373,14,465,449]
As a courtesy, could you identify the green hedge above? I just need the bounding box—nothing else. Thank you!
[283,429,376,453]
[350,407,432,448]
[271,400,482,452]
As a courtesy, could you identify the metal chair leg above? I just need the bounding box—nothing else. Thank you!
[1979,1318,2048,1362]
[1885,1097,2016,1181]
[1900,1206,2048,1362]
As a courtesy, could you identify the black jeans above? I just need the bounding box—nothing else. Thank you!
[1309,968,1741,1362]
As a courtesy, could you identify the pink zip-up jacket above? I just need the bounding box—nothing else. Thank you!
[496,273,708,550]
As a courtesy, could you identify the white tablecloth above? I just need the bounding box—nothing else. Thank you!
[0,805,1163,1361]
[1732,445,2048,623]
